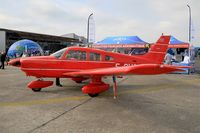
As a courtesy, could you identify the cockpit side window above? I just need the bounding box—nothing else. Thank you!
[51,48,67,59]
[105,55,114,61]
[66,50,86,60]
[90,52,101,61]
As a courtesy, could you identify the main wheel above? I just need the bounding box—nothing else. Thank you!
[32,88,42,92]
[88,93,99,97]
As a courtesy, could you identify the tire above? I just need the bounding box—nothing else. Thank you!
[32,88,42,92]
[88,93,99,97]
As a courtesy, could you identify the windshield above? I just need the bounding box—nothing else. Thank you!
[51,48,67,59]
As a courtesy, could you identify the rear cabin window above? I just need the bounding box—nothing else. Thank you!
[105,55,114,61]
[90,52,101,61]
[66,50,86,60]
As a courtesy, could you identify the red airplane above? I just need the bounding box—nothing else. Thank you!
[9,35,187,98]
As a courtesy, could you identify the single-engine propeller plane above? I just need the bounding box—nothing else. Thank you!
[9,35,188,98]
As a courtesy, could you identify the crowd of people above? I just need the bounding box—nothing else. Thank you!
[164,48,194,65]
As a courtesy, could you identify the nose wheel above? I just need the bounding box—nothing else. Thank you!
[28,79,53,92]
[31,88,42,92]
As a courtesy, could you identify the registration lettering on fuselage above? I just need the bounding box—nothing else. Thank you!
[115,63,135,67]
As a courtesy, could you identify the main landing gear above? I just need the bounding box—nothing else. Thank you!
[112,76,117,99]
[84,76,118,99]
[82,77,109,97]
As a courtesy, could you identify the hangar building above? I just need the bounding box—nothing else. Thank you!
[0,28,85,54]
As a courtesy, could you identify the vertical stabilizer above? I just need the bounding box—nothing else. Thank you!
[142,35,171,64]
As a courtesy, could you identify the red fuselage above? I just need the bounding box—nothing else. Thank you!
[16,46,164,78]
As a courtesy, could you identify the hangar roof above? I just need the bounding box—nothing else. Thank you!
[0,28,80,43]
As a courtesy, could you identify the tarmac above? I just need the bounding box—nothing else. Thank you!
[0,65,200,133]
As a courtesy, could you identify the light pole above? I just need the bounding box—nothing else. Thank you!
[187,4,191,42]
[87,13,93,43]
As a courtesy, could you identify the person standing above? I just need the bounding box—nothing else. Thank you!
[0,52,6,69]
[198,50,200,59]
[164,53,173,65]
[0,52,2,68]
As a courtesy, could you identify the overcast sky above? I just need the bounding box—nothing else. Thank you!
[0,0,199,44]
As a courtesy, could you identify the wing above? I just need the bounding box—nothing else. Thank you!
[63,64,188,77]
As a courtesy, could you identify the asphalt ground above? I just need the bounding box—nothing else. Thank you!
[0,65,200,133]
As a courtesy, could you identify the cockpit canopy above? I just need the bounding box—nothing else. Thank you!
[51,48,67,59]
[51,47,115,61]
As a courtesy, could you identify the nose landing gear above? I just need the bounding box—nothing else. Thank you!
[27,79,53,92]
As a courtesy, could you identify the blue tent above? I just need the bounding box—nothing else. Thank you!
[96,36,147,44]
[169,36,188,45]
[167,36,189,48]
